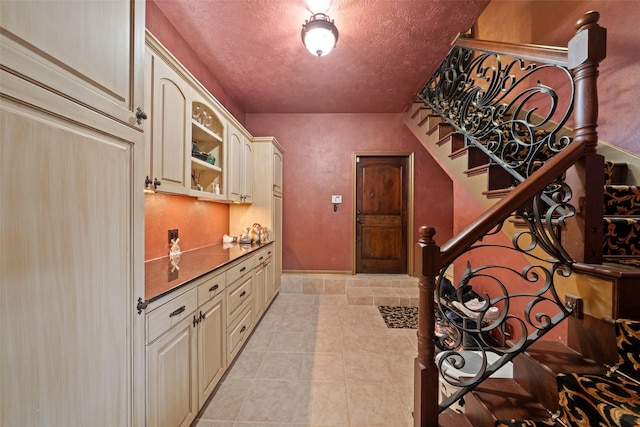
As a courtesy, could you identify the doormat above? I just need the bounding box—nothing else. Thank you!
[378,306,418,329]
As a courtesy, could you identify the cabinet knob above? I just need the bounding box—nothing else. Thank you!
[240,291,246,297]
[135,107,148,125]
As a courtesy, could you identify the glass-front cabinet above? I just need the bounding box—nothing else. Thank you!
[190,93,225,200]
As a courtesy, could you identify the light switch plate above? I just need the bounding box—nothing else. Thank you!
[331,195,342,204]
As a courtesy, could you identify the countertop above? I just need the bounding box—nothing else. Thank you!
[145,241,273,303]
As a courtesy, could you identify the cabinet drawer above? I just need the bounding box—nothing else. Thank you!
[226,255,256,285]
[227,307,252,361]
[227,274,253,322]
[197,270,226,305]
[147,288,198,344]
[255,248,272,265]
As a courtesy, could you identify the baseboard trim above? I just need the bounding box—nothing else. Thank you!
[283,270,353,275]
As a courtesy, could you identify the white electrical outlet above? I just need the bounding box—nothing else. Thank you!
[331,195,342,204]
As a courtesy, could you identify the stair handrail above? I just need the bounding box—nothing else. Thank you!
[454,37,568,67]
[413,11,607,427]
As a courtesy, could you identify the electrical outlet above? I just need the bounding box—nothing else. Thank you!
[168,229,179,244]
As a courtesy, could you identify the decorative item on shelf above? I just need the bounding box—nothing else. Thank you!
[203,113,212,129]
[191,173,202,191]
[192,105,201,122]
[301,13,339,57]
[192,141,209,161]
[214,183,220,195]
[207,154,216,165]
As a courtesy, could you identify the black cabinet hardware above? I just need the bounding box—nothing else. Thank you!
[136,297,148,315]
[135,107,148,125]
[209,284,219,292]
[169,305,186,317]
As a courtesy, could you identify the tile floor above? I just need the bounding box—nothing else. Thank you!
[194,292,417,427]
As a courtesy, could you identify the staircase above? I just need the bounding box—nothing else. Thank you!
[405,103,640,427]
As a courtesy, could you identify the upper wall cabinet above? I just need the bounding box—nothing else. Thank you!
[144,48,191,195]
[227,122,253,203]
[190,91,225,200]
[0,0,145,128]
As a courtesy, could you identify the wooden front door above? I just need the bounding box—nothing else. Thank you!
[355,155,409,274]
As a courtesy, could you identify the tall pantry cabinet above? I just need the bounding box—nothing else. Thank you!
[0,1,146,426]
[230,137,284,292]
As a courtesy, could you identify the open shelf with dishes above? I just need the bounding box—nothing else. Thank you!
[190,100,225,199]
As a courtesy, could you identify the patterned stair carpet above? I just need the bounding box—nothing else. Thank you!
[496,319,640,427]
[603,161,640,267]
[378,306,418,329]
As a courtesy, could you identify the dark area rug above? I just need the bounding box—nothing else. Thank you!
[378,306,418,329]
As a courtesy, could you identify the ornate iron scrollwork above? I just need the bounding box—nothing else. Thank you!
[434,183,576,412]
[420,46,575,184]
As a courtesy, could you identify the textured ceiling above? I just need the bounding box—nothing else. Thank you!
[154,0,490,114]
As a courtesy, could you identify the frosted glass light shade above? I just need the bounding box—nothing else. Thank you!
[301,13,339,57]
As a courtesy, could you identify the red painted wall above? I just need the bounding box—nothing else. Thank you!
[246,113,454,273]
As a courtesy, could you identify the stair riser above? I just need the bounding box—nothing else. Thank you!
[604,185,640,216]
[603,217,640,256]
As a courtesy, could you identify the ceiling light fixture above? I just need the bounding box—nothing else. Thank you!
[301,13,339,57]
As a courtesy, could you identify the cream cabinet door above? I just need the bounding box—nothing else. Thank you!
[227,125,243,201]
[241,138,253,203]
[148,314,198,427]
[273,148,283,195]
[274,194,283,291]
[197,293,226,406]
[227,122,252,202]
[0,100,144,427]
[0,0,145,127]
[146,50,191,194]
[253,260,266,317]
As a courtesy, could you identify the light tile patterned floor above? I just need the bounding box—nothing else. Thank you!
[194,293,417,427]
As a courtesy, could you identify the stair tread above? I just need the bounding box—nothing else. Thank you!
[468,377,550,421]
[523,340,607,375]
[438,412,474,427]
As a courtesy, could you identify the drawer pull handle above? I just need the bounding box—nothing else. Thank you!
[240,267,246,273]
[240,291,246,297]
[240,325,247,333]
[169,305,186,317]
[209,284,219,292]
[259,256,264,261]
[268,251,272,255]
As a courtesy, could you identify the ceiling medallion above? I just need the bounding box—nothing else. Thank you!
[301,13,339,57]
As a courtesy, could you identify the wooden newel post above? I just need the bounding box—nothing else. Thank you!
[414,226,440,427]
[564,10,607,263]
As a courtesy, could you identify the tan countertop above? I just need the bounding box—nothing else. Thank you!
[145,241,273,303]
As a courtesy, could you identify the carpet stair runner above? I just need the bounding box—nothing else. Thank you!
[495,319,640,427]
[603,161,640,266]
